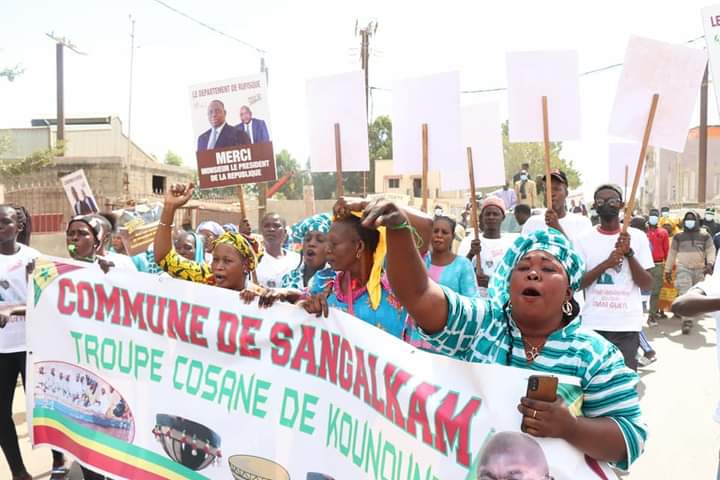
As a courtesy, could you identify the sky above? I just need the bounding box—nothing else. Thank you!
[2,0,719,199]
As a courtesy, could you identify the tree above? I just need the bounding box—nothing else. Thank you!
[271,149,304,200]
[0,64,24,82]
[501,121,581,189]
[369,115,392,160]
[164,150,183,166]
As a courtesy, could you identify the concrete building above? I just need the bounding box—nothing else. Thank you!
[0,116,194,221]
[644,126,720,210]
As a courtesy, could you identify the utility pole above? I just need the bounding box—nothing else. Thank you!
[46,33,86,155]
[699,63,709,207]
[125,16,136,198]
[356,20,378,196]
[257,55,269,225]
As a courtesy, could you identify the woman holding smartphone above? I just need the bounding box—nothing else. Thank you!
[357,199,646,472]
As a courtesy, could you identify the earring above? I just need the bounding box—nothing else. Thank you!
[356,251,362,259]
[562,300,573,316]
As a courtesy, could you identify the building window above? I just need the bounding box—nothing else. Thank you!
[152,175,166,194]
[413,178,422,198]
[388,178,400,189]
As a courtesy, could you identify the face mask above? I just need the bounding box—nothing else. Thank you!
[706,215,715,222]
[520,174,528,181]
[661,210,669,217]
[685,220,696,230]
[648,215,659,226]
[434,209,443,216]
[597,204,620,219]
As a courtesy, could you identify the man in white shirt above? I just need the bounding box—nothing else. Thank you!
[522,169,591,243]
[255,213,300,288]
[457,196,516,297]
[575,184,654,371]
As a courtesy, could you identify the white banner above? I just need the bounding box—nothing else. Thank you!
[26,257,613,480]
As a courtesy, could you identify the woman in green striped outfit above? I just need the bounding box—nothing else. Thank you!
[362,199,646,472]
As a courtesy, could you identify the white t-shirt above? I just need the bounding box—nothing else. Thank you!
[104,252,138,271]
[457,234,517,296]
[522,211,592,243]
[255,249,301,288]
[575,226,654,332]
[0,244,40,353]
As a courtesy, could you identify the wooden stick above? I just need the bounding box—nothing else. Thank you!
[623,93,660,233]
[421,123,429,212]
[541,96,552,211]
[334,123,344,198]
[466,147,480,240]
[624,165,629,198]
[236,185,246,220]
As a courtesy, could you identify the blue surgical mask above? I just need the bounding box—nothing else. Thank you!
[520,174,528,181]
[685,220,696,230]
[648,215,659,226]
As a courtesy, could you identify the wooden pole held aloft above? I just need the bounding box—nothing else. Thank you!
[421,123,429,212]
[541,96,552,211]
[623,93,660,233]
[334,123,344,198]
[466,147,480,240]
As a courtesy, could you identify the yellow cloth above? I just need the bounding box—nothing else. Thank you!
[334,212,387,311]
[213,231,260,271]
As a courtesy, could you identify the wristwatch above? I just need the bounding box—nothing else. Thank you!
[624,248,635,258]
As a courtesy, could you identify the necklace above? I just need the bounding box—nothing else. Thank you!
[522,338,546,362]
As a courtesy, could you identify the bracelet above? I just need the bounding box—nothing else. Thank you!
[159,221,175,228]
[387,221,423,248]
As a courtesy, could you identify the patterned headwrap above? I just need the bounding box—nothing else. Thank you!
[67,215,104,243]
[289,213,332,252]
[486,228,585,317]
[212,232,261,271]
[333,212,386,311]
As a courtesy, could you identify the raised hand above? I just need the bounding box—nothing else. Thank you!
[164,183,195,210]
[360,198,408,230]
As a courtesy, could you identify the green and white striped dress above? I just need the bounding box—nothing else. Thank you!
[420,285,647,471]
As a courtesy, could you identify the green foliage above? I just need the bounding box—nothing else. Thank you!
[270,149,304,200]
[0,64,24,82]
[501,121,581,189]
[369,115,392,159]
[0,141,64,177]
[163,150,183,166]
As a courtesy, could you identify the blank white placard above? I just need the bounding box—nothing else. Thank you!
[442,102,505,191]
[608,142,644,197]
[305,71,369,172]
[506,50,581,142]
[391,71,463,174]
[608,36,707,153]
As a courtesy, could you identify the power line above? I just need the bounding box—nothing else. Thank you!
[148,0,266,54]
[370,35,706,94]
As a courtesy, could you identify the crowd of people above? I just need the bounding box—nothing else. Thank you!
[2,165,720,479]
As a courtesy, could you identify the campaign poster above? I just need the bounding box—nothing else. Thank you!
[189,74,276,189]
[60,169,99,216]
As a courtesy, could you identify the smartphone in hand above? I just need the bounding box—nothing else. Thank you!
[526,375,558,402]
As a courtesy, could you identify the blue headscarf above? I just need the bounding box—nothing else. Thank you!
[177,230,205,264]
[289,213,332,251]
[486,228,585,317]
